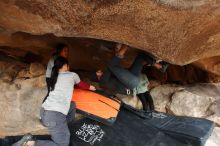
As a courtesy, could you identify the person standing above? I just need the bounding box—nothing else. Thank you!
[44,43,69,102]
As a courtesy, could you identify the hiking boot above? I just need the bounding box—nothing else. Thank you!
[11,133,33,146]
[159,61,169,73]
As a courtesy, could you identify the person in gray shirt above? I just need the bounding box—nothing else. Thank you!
[12,57,96,146]
[44,43,69,102]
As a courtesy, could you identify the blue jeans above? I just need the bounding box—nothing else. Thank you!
[100,53,155,91]
[35,108,72,146]
[66,102,76,123]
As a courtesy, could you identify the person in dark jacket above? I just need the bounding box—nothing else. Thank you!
[91,44,168,111]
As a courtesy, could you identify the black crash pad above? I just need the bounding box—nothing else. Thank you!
[1,105,214,146]
[69,107,186,146]
[123,104,214,146]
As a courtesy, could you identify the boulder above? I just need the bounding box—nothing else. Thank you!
[150,84,182,112]
[205,127,220,146]
[0,61,27,82]
[29,62,45,77]
[206,100,220,126]
[0,77,47,137]
[150,83,220,125]
[168,89,215,117]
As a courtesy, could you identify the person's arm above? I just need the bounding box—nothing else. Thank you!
[74,73,96,91]
[46,57,54,78]
[75,81,90,90]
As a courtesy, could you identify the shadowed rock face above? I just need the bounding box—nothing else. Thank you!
[0,31,220,83]
[0,32,136,71]
[0,0,220,65]
[194,57,220,76]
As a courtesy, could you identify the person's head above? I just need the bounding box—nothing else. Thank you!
[54,43,69,58]
[50,56,69,91]
[90,69,103,82]
[96,69,103,78]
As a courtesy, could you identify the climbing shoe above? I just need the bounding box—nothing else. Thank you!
[11,133,33,146]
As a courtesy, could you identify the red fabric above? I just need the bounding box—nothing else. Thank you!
[76,81,90,90]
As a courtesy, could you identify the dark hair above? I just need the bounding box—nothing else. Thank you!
[53,43,68,56]
[90,71,99,82]
[50,56,69,91]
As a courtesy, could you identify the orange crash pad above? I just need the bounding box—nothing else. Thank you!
[72,89,121,125]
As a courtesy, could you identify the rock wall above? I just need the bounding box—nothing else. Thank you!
[0,0,220,65]
[0,32,138,70]
[1,32,219,84]
[0,58,47,137]
[194,56,220,76]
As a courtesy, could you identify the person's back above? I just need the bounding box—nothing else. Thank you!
[43,72,80,115]
[44,43,70,102]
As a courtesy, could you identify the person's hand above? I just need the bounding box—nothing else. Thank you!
[89,85,96,91]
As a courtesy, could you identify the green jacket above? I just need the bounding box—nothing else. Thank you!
[134,74,149,95]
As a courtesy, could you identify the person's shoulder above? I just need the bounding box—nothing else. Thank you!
[62,72,78,77]
[71,72,79,78]
[65,72,80,82]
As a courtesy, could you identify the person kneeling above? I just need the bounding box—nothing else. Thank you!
[12,57,96,146]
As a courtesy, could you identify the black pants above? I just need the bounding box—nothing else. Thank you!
[137,91,155,111]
